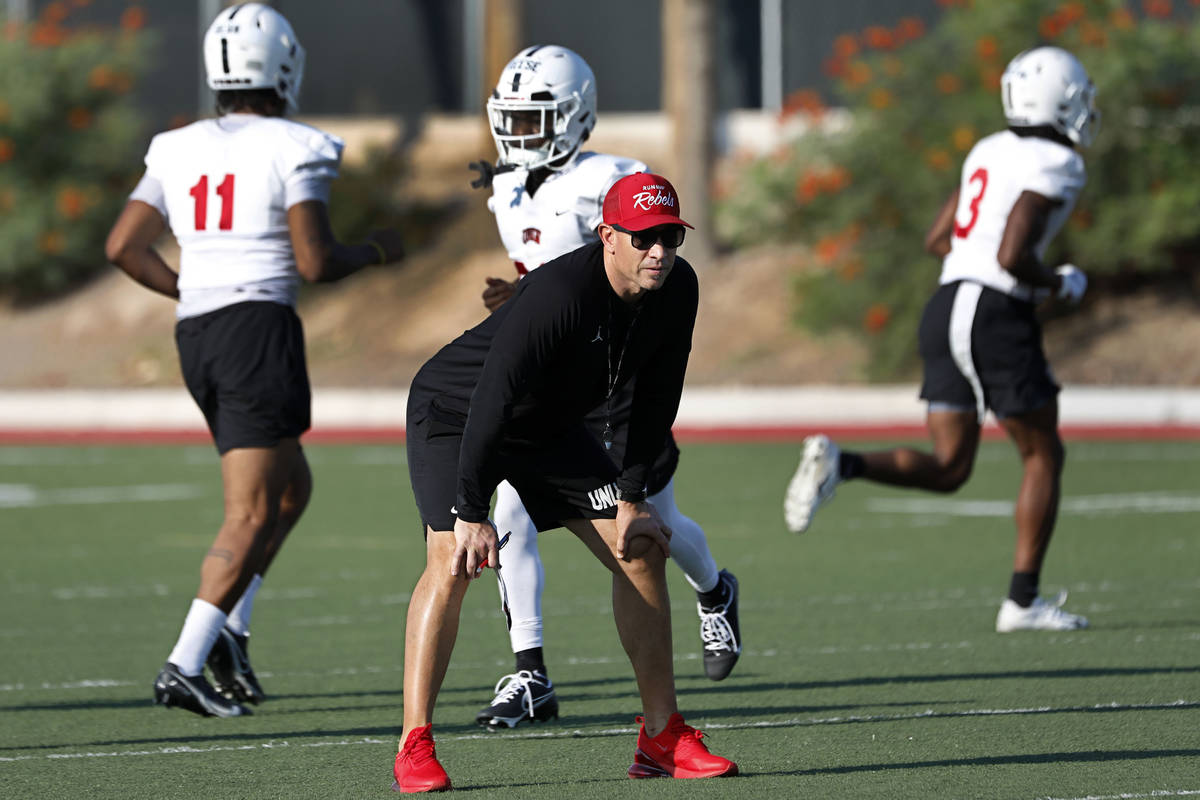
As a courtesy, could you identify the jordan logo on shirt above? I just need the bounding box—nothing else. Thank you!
[591,325,604,343]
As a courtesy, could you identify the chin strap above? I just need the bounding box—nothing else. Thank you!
[468,159,518,190]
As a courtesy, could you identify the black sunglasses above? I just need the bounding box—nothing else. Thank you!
[612,224,686,250]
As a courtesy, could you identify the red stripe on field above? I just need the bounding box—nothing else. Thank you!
[3,424,1200,446]
[674,424,1200,442]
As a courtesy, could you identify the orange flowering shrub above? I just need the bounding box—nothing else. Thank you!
[863,304,892,334]
[120,6,145,32]
[864,26,897,50]
[780,89,826,121]
[936,73,962,94]
[976,35,999,59]
[0,3,152,299]
[952,124,977,151]
[895,18,927,43]
[717,0,1200,379]
[926,148,952,170]
[868,88,894,109]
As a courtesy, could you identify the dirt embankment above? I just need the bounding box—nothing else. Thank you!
[5,130,1200,389]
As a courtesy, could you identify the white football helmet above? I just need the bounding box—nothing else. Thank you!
[203,3,305,113]
[487,45,597,171]
[1001,46,1099,147]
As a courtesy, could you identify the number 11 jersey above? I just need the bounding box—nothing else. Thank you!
[129,114,343,319]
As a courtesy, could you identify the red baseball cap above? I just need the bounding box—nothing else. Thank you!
[602,172,694,231]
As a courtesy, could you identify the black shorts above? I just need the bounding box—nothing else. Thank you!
[176,301,311,454]
[918,281,1059,419]
[406,395,620,534]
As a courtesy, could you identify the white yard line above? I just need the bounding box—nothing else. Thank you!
[866,492,1200,518]
[1,700,1194,763]
[0,483,205,509]
[1039,792,1200,800]
[5,626,1199,690]
[0,679,136,692]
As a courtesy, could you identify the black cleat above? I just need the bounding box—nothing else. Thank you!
[153,662,250,718]
[207,627,265,705]
[474,669,558,729]
[698,569,742,681]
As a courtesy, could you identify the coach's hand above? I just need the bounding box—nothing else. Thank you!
[451,517,499,580]
[615,500,671,561]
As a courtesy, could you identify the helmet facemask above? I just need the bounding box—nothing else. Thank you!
[1060,81,1099,148]
[488,91,586,171]
[486,45,597,172]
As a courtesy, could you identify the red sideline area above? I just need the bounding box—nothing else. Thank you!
[4,423,1200,446]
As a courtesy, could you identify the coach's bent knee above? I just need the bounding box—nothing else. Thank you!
[619,536,668,578]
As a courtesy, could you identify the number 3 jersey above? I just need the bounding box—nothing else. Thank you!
[129,114,344,319]
[939,130,1086,300]
[487,151,648,275]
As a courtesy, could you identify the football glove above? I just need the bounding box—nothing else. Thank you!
[1055,264,1087,304]
[468,159,517,190]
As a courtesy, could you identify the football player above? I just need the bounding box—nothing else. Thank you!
[105,3,404,717]
[784,46,1097,633]
[468,45,741,730]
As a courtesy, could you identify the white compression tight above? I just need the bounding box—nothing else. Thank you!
[492,477,721,654]
[492,480,543,654]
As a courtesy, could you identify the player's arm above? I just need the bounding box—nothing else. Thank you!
[924,187,959,259]
[457,277,573,521]
[996,190,1062,290]
[287,201,405,283]
[105,200,179,299]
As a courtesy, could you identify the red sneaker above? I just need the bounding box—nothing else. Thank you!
[392,724,451,793]
[628,713,738,779]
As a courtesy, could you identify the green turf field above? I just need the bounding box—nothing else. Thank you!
[1,440,1197,799]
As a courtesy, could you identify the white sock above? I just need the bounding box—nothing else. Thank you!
[493,481,545,653]
[650,479,721,594]
[226,574,262,636]
[166,598,227,676]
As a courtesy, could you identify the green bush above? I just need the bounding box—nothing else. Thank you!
[717,0,1200,379]
[0,6,153,302]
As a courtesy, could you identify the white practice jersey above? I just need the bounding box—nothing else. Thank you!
[939,130,1085,299]
[130,114,343,319]
[487,151,648,274]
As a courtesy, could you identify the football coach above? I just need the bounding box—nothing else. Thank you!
[392,172,739,791]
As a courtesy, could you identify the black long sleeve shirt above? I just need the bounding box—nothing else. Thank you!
[409,241,698,523]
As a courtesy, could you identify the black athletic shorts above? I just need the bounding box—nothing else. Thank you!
[176,301,311,454]
[918,280,1059,419]
[406,395,621,534]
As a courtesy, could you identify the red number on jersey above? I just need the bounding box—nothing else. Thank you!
[215,174,235,230]
[188,175,207,230]
[953,167,988,239]
[188,174,235,231]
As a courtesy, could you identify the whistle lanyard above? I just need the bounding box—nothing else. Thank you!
[602,296,641,450]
